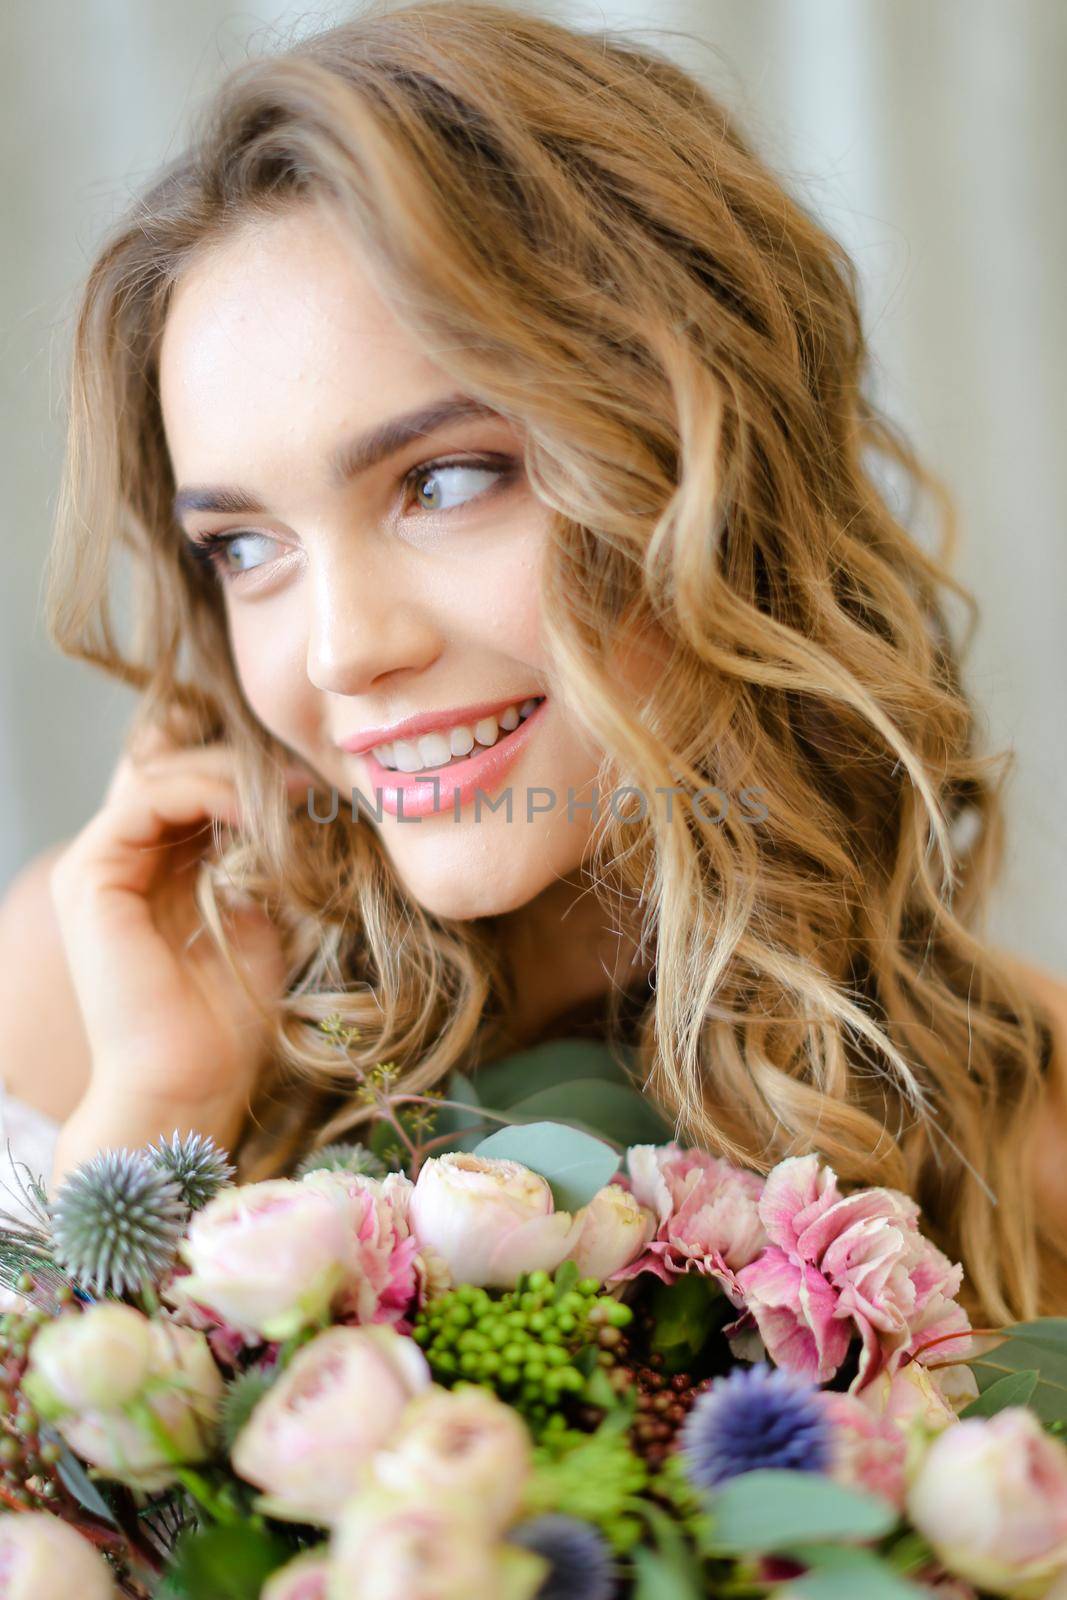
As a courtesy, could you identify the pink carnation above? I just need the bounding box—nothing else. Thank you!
[817,1390,909,1510]
[733,1154,972,1391]
[302,1171,421,1328]
[615,1144,768,1301]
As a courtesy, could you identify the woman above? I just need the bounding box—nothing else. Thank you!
[0,0,1064,1329]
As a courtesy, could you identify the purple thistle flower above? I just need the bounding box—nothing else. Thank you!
[508,1515,616,1600]
[680,1362,832,1489]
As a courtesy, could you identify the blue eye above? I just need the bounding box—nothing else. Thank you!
[184,453,517,584]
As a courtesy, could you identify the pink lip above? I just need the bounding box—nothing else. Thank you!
[337,694,544,757]
[357,697,549,819]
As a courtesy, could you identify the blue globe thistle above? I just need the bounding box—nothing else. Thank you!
[679,1362,832,1490]
[50,1149,187,1296]
[293,1141,386,1180]
[508,1515,616,1600]
[147,1130,235,1211]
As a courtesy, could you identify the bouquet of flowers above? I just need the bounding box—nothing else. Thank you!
[2,1021,1067,1600]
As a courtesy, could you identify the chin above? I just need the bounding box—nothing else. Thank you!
[385,833,568,923]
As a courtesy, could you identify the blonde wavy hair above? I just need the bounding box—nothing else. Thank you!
[43,0,1064,1325]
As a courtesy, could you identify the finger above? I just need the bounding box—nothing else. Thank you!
[55,772,244,891]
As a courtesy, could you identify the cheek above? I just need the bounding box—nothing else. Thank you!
[226,603,316,746]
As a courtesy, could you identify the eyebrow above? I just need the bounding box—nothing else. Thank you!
[171,393,502,521]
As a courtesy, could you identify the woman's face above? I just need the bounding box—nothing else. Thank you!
[158,202,611,921]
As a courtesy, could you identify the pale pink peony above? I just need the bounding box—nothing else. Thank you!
[24,1303,154,1413]
[0,1512,117,1600]
[733,1154,972,1390]
[328,1488,547,1600]
[615,1143,768,1299]
[567,1181,656,1283]
[817,1390,909,1511]
[409,1154,582,1290]
[371,1388,532,1531]
[33,1315,223,1493]
[907,1409,1067,1599]
[167,1179,353,1341]
[261,1551,331,1600]
[302,1169,421,1326]
[231,1325,431,1524]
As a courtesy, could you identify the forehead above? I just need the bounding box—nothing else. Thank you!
[158,204,450,478]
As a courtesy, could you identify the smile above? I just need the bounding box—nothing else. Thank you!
[370,697,545,774]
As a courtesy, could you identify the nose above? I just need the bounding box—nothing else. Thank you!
[304,540,442,697]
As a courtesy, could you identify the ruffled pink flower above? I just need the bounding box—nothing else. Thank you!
[302,1171,421,1328]
[615,1144,768,1301]
[734,1154,972,1391]
[817,1390,909,1511]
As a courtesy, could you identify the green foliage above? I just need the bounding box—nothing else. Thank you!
[966,1319,1067,1427]
[644,1274,731,1375]
[167,1524,297,1600]
[473,1121,620,1211]
[702,1469,899,1554]
[218,1366,278,1454]
[780,1545,930,1598]
[524,1417,651,1552]
[960,1367,1040,1418]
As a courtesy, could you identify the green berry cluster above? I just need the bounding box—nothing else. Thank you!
[412,1267,632,1432]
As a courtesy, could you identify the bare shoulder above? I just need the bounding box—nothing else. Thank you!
[1001,952,1067,1215]
[0,842,91,1122]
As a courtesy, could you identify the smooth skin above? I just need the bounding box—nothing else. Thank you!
[0,199,1063,1204]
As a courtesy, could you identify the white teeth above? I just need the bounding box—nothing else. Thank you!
[392,739,422,773]
[417,731,452,768]
[370,698,544,772]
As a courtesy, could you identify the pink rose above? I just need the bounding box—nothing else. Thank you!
[907,1409,1067,1599]
[0,1513,117,1600]
[733,1154,971,1389]
[567,1182,656,1283]
[231,1325,431,1524]
[410,1154,581,1290]
[616,1143,768,1299]
[302,1170,421,1325]
[168,1180,353,1341]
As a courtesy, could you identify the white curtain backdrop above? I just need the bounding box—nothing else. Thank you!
[2,0,1063,967]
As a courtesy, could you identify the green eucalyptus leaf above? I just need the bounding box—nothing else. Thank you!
[504,1078,672,1147]
[783,1546,927,1598]
[472,1121,620,1210]
[473,1039,641,1109]
[705,1469,898,1553]
[968,1319,1067,1426]
[960,1368,1040,1418]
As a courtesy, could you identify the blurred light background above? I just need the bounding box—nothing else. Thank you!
[1,0,1064,967]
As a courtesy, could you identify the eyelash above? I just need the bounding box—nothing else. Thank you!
[184,453,517,584]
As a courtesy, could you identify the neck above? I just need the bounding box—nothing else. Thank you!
[490,872,652,1054]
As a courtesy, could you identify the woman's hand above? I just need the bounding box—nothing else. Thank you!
[47,720,308,1183]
